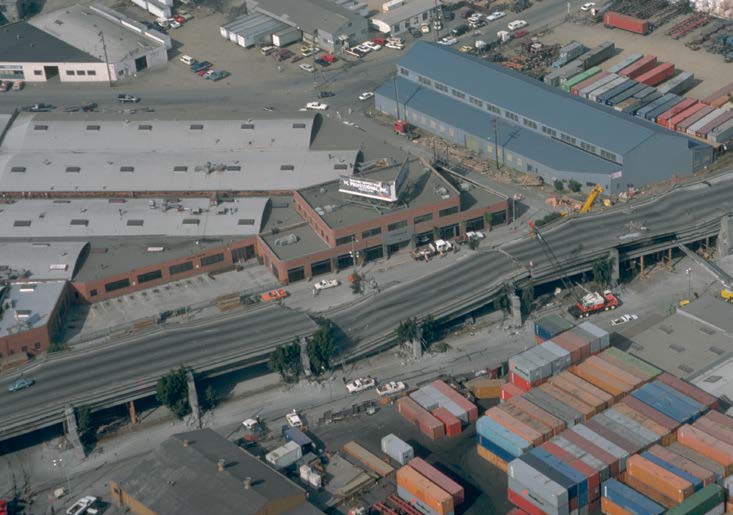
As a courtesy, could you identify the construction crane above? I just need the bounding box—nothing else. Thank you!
[529,221,620,318]
[580,184,604,213]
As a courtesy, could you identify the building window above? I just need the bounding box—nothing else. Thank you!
[522,118,537,129]
[86,125,100,131]
[88,70,96,75]
[292,123,306,129]
[451,89,465,99]
[362,227,381,238]
[138,125,152,131]
[120,166,135,172]
[173,166,188,172]
[90,289,98,297]
[400,67,409,76]
[241,123,255,129]
[169,261,194,275]
[280,165,295,171]
[418,76,432,86]
[13,220,31,227]
[413,213,433,224]
[200,253,225,267]
[65,166,81,173]
[434,82,448,93]
[189,124,204,130]
[137,270,162,283]
[77,70,86,76]
[34,342,41,350]
[34,70,42,76]
[238,218,255,225]
[104,278,130,292]
[387,220,407,231]
[10,167,26,173]
[70,219,89,226]
[127,219,143,226]
[335,235,355,246]
[487,104,501,114]
[469,97,483,107]
[504,111,519,122]
[439,206,458,217]
[66,70,75,76]
[34,125,48,131]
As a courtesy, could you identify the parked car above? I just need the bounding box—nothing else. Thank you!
[261,289,288,302]
[385,42,405,50]
[410,28,422,38]
[314,57,330,66]
[66,496,98,515]
[8,377,35,393]
[317,90,335,98]
[299,63,315,73]
[581,2,595,11]
[462,9,475,18]
[346,377,376,393]
[168,18,181,29]
[358,91,374,101]
[363,41,382,51]
[301,46,319,57]
[25,103,55,112]
[242,417,260,430]
[11,80,23,91]
[469,19,486,28]
[466,230,485,240]
[207,70,230,81]
[611,313,638,326]
[260,45,276,56]
[420,24,431,33]
[376,381,406,396]
[173,14,185,24]
[305,101,328,111]
[0,81,9,92]
[191,61,212,72]
[313,279,339,290]
[507,19,528,31]
[487,11,506,21]
[275,49,294,61]
[442,10,455,21]
[459,44,474,53]
[179,54,196,65]
[438,36,458,45]
[286,410,303,428]
[451,24,469,36]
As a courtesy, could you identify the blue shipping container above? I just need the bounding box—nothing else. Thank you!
[640,451,702,492]
[477,434,515,463]
[476,416,532,458]
[602,478,665,515]
[631,385,697,423]
[530,447,588,507]
[648,381,705,418]
[285,427,313,448]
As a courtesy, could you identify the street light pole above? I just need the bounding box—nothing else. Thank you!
[98,30,113,88]
[686,268,692,299]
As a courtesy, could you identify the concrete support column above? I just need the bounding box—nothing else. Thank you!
[640,254,645,275]
[718,215,731,257]
[186,371,201,428]
[412,325,424,359]
[129,400,138,425]
[64,406,85,458]
[300,336,311,377]
[608,248,620,286]
[508,293,522,328]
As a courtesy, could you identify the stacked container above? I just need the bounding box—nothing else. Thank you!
[430,380,478,422]
[631,381,706,424]
[571,71,610,96]
[623,454,695,508]
[396,465,454,515]
[468,378,504,399]
[676,425,733,475]
[501,382,526,401]
[525,387,584,427]
[552,330,591,365]
[486,407,547,446]
[665,484,725,515]
[619,55,657,79]
[408,458,464,509]
[381,434,414,465]
[647,444,717,487]
[423,384,469,423]
[571,361,629,401]
[548,372,611,415]
[666,103,709,131]
[433,407,462,437]
[509,347,556,391]
[598,348,660,383]
[397,396,446,440]
[505,396,567,436]
[601,478,665,515]
[508,457,572,515]
[656,372,718,410]
[657,98,697,128]
[477,415,533,468]
[635,62,675,86]
[606,53,643,74]
[342,441,394,477]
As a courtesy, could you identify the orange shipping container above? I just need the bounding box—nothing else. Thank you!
[585,356,641,389]
[477,444,508,472]
[622,473,678,509]
[555,371,614,408]
[396,465,454,515]
[498,403,553,441]
[485,407,544,446]
[506,396,566,436]
[538,383,595,421]
[552,332,588,364]
[547,374,605,415]
[677,424,733,473]
[571,362,626,399]
[596,351,652,383]
[612,403,673,445]
[647,444,717,487]
[470,378,505,399]
[696,415,733,445]
[704,411,733,430]
[500,382,525,401]
[601,496,636,515]
[626,454,694,503]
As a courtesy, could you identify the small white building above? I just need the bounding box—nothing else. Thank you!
[372,0,441,35]
[0,3,171,83]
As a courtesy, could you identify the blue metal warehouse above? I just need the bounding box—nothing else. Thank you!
[375,42,713,193]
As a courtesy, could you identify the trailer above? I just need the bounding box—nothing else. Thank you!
[606,53,643,74]
[272,26,302,47]
[607,82,645,106]
[589,76,628,102]
[604,12,650,35]
[644,95,684,122]
[657,72,694,96]
[580,41,615,69]
[597,79,637,105]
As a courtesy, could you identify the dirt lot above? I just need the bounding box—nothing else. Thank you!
[540,17,731,99]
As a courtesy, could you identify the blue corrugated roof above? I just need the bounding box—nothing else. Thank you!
[398,42,692,155]
[378,77,620,176]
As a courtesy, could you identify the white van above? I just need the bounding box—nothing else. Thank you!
[507,20,528,31]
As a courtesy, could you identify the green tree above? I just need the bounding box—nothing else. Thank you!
[201,385,217,412]
[535,212,563,227]
[554,180,564,192]
[521,283,535,316]
[396,318,418,344]
[421,315,438,345]
[156,367,191,418]
[592,257,614,287]
[350,272,363,295]
[48,340,66,353]
[468,237,480,250]
[568,180,582,193]
[307,323,335,375]
[75,406,96,448]
[268,341,302,382]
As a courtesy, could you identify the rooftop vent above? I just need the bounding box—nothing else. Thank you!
[70,219,89,226]
[704,375,723,383]
[280,165,295,171]
[190,124,204,130]
[13,220,31,227]
[65,166,81,173]
[241,123,255,129]
[10,167,26,173]
[120,166,135,172]
[127,219,144,226]
[274,234,299,246]
[669,343,685,353]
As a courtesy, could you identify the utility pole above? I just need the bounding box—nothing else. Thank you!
[493,117,500,169]
[350,235,359,273]
[98,30,113,87]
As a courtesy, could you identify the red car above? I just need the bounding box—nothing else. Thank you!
[173,14,185,24]
[371,37,386,46]
[261,289,288,302]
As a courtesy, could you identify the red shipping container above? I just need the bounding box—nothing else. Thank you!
[560,428,619,477]
[501,381,525,401]
[542,442,601,501]
[657,98,697,127]
[604,11,650,34]
[506,396,566,436]
[667,103,709,130]
[635,62,675,86]
[657,372,718,410]
[677,106,715,132]
[676,424,733,473]
[647,444,717,487]
[397,396,445,440]
[701,81,733,105]
[432,407,461,437]
[571,71,610,96]
[619,55,657,79]
[508,509,529,515]
[510,371,533,392]
[552,332,590,363]
[694,416,733,446]
[397,396,424,424]
[408,457,465,506]
[430,380,479,422]
[555,371,614,408]
[508,487,549,515]
[703,410,733,430]
[621,395,679,431]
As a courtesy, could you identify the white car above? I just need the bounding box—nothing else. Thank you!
[438,36,458,46]
[376,381,406,396]
[487,11,506,21]
[286,410,303,428]
[358,91,374,101]
[420,24,431,33]
[611,313,639,326]
[314,279,339,290]
[179,54,195,65]
[242,417,259,430]
[466,230,485,240]
[581,2,595,11]
[346,377,376,393]
[385,42,405,50]
[363,41,382,51]
[299,63,315,73]
[355,44,372,53]
[168,18,181,29]
[468,13,482,22]
[66,496,98,515]
[305,101,328,111]
[507,20,528,31]
[301,47,320,57]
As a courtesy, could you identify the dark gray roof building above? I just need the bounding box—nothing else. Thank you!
[109,429,324,515]
[0,22,100,63]
[375,42,713,193]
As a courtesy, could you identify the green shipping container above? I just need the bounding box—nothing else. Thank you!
[562,67,602,92]
[666,484,724,515]
[603,347,661,380]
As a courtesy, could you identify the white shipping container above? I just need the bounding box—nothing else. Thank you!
[308,471,322,488]
[266,441,302,468]
[541,341,571,374]
[410,389,439,411]
[508,459,569,508]
[299,464,311,481]
[381,434,414,465]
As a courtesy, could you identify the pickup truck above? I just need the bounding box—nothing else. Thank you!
[376,381,406,396]
[286,410,303,428]
[313,279,339,291]
[346,377,376,393]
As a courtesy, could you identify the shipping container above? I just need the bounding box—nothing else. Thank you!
[523,448,587,507]
[622,91,663,115]
[547,375,605,415]
[701,411,733,431]
[477,416,533,458]
[580,41,615,69]
[553,41,588,68]
[607,82,647,107]
[601,478,665,515]
[544,441,601,502]
[631,385,698,424]
[381,434,414,465]
[510,371,534,392]
[526,388,583,426]
[634,86,658,99]
[285,427,313,450]
[636,94,680,121]
[578,73,620,100]
[540,383,595,421]
[619,55,657,79]
[604,12,650,34]
[640,451,702,492]
[708,119,733,143]
[487,407,545,446]
[553,331,592,363]
[433,407,461,437]
[592,412,652,449]
[478,433,516,464]
[635,62,675,86]
[572,71,610,96]
[510,350,551,385]
[562,67,602,92]
[431,380,478,422]
[666,484,725,515]
[597,79,637,105]
[676,425,733,473]
[701,81,733,107]
[554,371,614,409]
[411,388,440,412]
[602,348,661,381]
[657,98,698,127]
[499,403,554,441]
[667,103,710,130]
[534,345,566,377]
[343,441,394,477]
[622,472,678,509]
[272,26,302,47]
[658,71,695,95]
[477,441,509,472]
[398,396,447,439]
[554,434,610,480]
[534,314,575,342]
[571,362,626,399]
[266,441,303,468]
[677,106,716,133]
[423,384,469,423]
[590,76,628,102]
[686,108,727,136]
[564,426,625,475]
[507,396,567,436]
[540,341,572,375]
[577,322,610,351]
[409,457,464,506]
[502,381,526,400]
[692,416,733,446]
[586,356,643,389]
[667,442,726,480]
[612,403,673,445]
[509,458,570,509]
[508,481,558,515]
[586,418,640,455]
[696,111,733,138]
[397,466,455,515]
[607,53,644,74]
[648,382,706,419]
[648,445,716,487]
[468,378,504,399]
[645,96,684,122]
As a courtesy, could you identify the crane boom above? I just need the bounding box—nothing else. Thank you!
[580,185,603,213]
[528,221,580,304]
